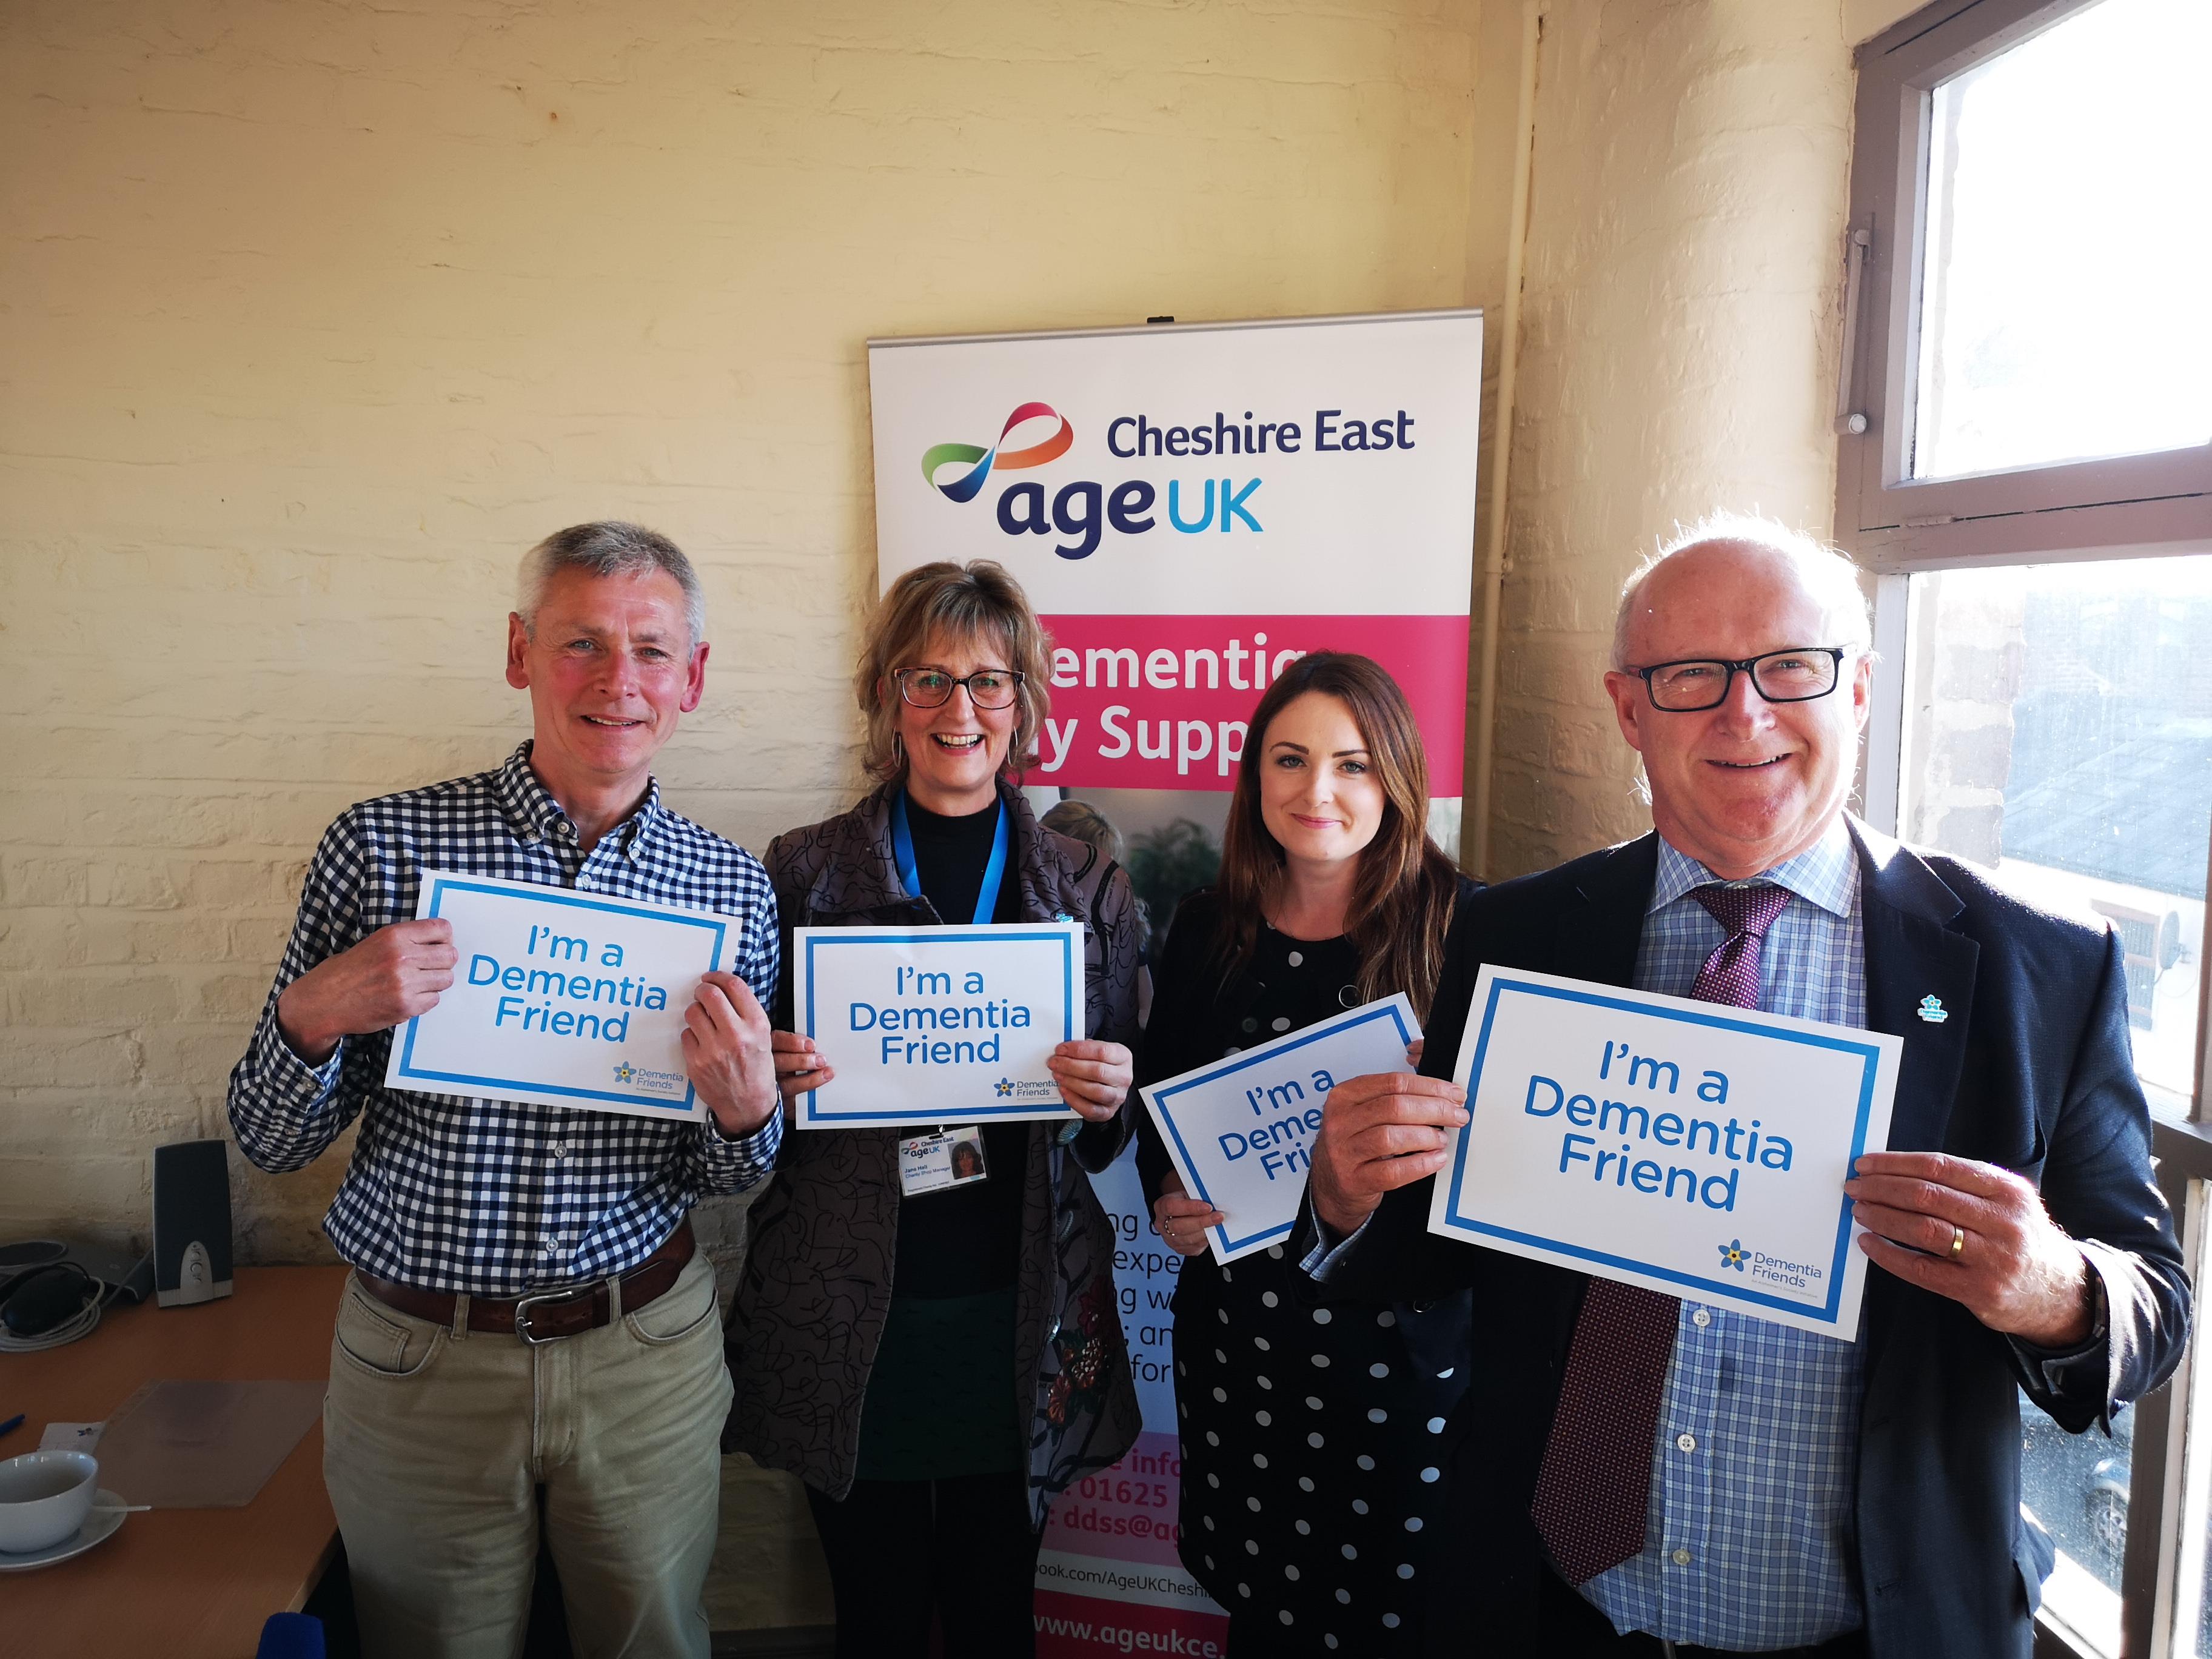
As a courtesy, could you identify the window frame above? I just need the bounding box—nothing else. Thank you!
[1846,2,2212,1652]
[1838,0,2212,572]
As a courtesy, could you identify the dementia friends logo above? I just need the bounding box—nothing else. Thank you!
[1713,1238,1827,1292]
[615,1062,686,1096]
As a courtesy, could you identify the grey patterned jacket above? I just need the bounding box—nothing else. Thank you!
[720,779,1144,1523]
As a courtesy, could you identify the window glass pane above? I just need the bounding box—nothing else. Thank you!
[1902,555,2212,1655]
[1912,0,2212,481]
[1901,554,2212,1114]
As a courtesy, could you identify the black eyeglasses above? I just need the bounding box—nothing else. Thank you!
[1626,647,1852,712]
[895,667,1024,710]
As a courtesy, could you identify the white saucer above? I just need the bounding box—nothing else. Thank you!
[0,1489,129,1572]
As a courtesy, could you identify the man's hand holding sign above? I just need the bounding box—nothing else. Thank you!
[1846,1150,2100,1349]
[1307,1071,1467,1239]
[679,970,780,1138]
[278,918,460,1066]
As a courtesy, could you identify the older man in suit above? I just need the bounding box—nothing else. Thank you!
[1299,520,2188,1658]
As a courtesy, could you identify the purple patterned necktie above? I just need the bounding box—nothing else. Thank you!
[1530,880,1792,1584]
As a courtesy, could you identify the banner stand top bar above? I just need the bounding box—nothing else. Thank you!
[867,306,1484,352]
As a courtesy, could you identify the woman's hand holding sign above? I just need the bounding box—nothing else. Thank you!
[278,919,458,1065]
[1153,1168,1227,1258]
[683,971,780,1137]
[771,1031,834,1111]
[1309,1073,1469,1238]
[1048,1039,1134,1123]
[1846,1150,2097,1348]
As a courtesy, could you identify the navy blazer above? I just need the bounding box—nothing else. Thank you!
[1299,823,2189,1659]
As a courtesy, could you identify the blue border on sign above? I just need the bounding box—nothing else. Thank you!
[391,877,728,1113]
[1438,975,1882,1328]
[800,928,1080,1125]
[1150,1002,1418,1256]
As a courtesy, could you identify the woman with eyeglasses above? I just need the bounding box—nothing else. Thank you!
[1136,652,1480,1656]
[722,560,1144,1659]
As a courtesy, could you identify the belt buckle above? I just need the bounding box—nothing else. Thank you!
[512,1284,594,1344]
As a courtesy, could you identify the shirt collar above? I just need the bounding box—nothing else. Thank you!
[494,742,665,854]
[1648,814,1859,919]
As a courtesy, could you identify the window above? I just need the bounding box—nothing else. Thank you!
[1896,555,2212,1655]
[1845,4,2212,1655]
[1840,0,2211,565]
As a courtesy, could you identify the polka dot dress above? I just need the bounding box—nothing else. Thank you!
[1162,925,1469,1654]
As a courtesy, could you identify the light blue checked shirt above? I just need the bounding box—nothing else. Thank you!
[1581,816,1868,1648]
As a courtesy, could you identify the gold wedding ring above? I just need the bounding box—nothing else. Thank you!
[1949,1225,1966,1260]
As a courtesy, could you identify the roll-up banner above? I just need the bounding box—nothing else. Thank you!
[869,310,1482,794]
[868,312,1481,1657]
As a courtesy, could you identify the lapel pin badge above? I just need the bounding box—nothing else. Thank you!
[1917,994,1949,1024]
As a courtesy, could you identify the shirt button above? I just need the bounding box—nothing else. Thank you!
[1287,950,1304,967]
[1676,1432,1697,1453]
[1691,1307,1712,1329]
[551,1143,569,1160]
[1672,1548,1693,1567]
[1242,1017,1259,1033]
[1271,1016,1292,1032]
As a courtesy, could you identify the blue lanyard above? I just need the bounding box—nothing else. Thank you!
[890,792,1010,925]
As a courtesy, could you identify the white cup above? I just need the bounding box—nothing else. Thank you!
[0,1450,99,1553]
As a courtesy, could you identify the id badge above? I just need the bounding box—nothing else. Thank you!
[897,1127,990,1196]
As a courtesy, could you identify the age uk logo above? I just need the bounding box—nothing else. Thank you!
[920,402,1074,502]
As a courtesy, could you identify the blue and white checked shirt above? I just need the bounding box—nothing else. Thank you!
[1581,817,1868,1648]
[227,743,782,1296]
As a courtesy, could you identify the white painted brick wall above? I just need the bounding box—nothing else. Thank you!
[1482,0,1854,879]
[1,0,1484,1260]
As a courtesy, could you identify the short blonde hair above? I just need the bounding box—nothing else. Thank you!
[856,561,1053,783]
[1612,512,1872,670]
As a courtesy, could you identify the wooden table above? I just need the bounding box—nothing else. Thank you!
[4,1265,347,1659]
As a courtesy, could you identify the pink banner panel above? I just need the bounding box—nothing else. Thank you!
[1033,613,1470,793]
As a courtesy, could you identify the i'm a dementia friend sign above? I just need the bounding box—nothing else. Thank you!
[1429,967,1900,1337]
[1142,996,1419,1264]
[794,922,1082,1128]
[384,871,733,1122]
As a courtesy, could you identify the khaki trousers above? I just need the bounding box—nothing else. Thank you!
[323,1252,730,1659]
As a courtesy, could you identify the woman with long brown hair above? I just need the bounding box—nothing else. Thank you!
[1134,651,1478,1656]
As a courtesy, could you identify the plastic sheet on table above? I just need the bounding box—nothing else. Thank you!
[92,1379,324,1509]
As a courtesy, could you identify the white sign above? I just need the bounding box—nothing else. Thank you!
[1141,996,1419,1265]
[1428,967,1901,1338]
[384,871,733,1121]
[793,922,1083,1128]
[868,311,1481,791]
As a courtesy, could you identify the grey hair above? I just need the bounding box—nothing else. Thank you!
[516,522,705,645]
[1611,512,1872,670]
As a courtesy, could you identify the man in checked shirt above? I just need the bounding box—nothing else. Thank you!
[228,523,781,1659]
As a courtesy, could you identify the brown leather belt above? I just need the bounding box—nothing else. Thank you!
[358,1221,695,1344]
